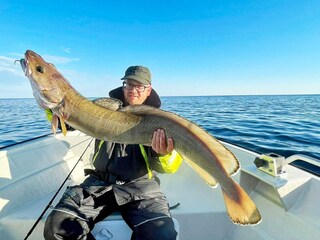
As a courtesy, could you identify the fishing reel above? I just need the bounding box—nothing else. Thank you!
[254,153,286,177]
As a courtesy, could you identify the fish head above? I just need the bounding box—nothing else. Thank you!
[20,50,71,109]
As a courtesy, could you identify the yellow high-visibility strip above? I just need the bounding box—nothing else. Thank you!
[92,140,105,163]
[139,145,153,179]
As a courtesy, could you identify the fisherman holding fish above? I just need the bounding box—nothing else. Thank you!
[20,50,261,239]
[44,66,182,240]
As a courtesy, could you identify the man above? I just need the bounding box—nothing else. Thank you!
[44,66,182,240]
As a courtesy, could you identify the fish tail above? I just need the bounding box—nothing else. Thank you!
[221,180,262,225]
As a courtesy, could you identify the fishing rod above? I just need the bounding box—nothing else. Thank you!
[24,137,94,240]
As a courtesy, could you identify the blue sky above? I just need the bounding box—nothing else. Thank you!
[1,0,319,98]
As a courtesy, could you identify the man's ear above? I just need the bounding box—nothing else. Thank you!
[147,86,152,96]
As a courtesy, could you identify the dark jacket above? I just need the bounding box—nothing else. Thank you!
[92,86,165,179]
[91,87,172,205]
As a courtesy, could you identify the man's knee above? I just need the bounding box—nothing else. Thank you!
[133,217,177,240]
[44,210,90,240]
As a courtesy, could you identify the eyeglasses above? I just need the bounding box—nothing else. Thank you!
[123,81,150,92]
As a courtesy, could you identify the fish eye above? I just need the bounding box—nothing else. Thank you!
[36,66,44,73]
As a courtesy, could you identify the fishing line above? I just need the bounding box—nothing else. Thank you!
[24,136,94,240]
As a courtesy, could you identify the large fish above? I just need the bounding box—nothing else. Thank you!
[19,50,261,225]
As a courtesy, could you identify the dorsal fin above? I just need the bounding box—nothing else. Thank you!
[93,98,123,111]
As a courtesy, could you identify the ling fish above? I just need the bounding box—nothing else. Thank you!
[19,50,261,225]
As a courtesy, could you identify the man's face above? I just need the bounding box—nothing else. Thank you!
[123,79,152,105]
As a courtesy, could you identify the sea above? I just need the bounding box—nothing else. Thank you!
[0,95,320,161]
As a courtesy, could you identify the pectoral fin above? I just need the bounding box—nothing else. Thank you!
[51,114,59,134]
[59,117,67,136]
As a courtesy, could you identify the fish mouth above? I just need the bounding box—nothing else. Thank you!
[18,58,30,77]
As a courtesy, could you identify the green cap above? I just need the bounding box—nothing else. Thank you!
[121,66,151,85]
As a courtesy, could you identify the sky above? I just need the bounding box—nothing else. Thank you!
[0,0,319,98]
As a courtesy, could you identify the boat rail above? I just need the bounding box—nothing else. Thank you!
[0,132,54,150]
[286,154,320,167]
[287,154,320,177]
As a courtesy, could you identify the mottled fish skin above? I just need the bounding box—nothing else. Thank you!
[21,50,261,225]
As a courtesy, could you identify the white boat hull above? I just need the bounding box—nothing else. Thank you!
[1,131,319,239]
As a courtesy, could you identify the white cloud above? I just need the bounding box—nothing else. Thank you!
[60,47,71,53]
[0,82,33,98]
[0,56,24,77]
[43,54,80,64]
[9,52,24,58]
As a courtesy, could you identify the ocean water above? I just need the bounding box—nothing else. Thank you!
[161,95,320,160]
[0,98,51,147]
[0,95,320,161]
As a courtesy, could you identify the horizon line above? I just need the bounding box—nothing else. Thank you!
[1,93,319,100]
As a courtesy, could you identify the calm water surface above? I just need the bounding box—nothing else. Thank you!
[162,95,320,160]
[1,95,319,160]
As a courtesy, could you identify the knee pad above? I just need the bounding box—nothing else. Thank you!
[43,209,90,239]
[134,217,178,240]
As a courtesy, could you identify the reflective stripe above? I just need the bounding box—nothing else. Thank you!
[159,150,183,173]
[139,145,153,179]
[134,216,171,228]
[92,140,105,163]
[51,208,89,222]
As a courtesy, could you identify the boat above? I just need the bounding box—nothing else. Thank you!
[1,130,319,239]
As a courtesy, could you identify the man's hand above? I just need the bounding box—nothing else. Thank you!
[151,129,174,155]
